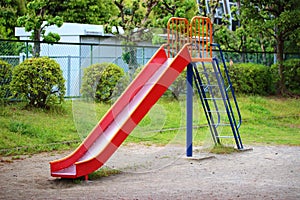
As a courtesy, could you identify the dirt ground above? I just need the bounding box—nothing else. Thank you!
[0,144,299,200]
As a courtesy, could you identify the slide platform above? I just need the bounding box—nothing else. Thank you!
[50,44,191,178]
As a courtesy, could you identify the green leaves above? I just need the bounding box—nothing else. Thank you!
[0,59,13,100]
[10,57,66,108]
[153,0,196,28]
[43,32,60,43]
[17,0,63,57]
[240,0,300,94]
[227,62,275,95]
[0,0,26,38]
[80,63,124,103]
[271,59,300,94]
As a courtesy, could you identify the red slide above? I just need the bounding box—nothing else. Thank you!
[50,44,191,179]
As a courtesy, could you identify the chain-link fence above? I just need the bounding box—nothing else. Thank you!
[1,39,299,97]
[0,39,159,97]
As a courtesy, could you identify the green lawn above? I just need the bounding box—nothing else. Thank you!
[0,95,299,155]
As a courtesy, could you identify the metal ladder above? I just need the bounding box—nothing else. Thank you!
[192,44,244,149]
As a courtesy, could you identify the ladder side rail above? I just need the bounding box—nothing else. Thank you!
[211,43,242,129]
[192,63,220,144]
[213,57,240,133]
[212,58,243,149]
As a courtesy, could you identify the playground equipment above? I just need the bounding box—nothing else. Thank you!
[50,16,243,179]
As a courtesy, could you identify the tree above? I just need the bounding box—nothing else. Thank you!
[17,0,63,57]
[107,0,197,78]
[241,0,300,94]
[106,0,160,78]
[212,2,266,63]
[0,0,26,39]
[52,0,117,25]
[152,0,196,28]
[197,0,219,25]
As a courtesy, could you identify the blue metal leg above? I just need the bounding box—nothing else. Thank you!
[186,63,193,157]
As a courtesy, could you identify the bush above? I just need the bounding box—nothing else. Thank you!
[271,59,300,95]
[0,59,13,100]
[10,57,65,108]
[226,62,274,95]
[81,63,124,102]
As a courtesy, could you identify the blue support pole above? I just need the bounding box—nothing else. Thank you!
[186,63,193,157]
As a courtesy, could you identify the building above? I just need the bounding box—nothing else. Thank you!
[15,23,157,96]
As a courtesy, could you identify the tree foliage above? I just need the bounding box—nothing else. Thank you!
[271,59,300,95]
[0,59,13,100]
[106,0,160,78]
[152,0,196,28]
[0,0,26,39]
[53,0,117,25]
[241,0,300,94]
[17,0,63,57]
[10,57,65,108]
[197,0,220,25]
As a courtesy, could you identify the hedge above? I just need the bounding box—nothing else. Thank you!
[271,59,300,95]
[226,62,275,95]
[0,59,13,100]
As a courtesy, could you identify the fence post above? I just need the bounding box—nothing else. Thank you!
[90,44,93,66]
[142,47,145,65]
[26,41,29,58]
[67,55,71,96]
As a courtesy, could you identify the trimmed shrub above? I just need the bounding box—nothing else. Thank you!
[226,62,274,95]
[271,59,300,95]
[81,63,124,102]
[10,57,65,108]
[0,59,13,100]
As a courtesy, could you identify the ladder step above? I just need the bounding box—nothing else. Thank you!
[204,98,224,100]
[201,84,219,87]
[211,123,231,127]
[216,135,234,138]
[207,110,226,113]
[226,85,231,91]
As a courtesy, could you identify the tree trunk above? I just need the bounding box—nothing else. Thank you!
[33,30,41,57]
[259,33,267,65]
[277,37,286,95]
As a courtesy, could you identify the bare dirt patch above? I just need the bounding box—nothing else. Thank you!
[0,145,299,199]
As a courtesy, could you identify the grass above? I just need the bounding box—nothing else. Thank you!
[60,167,121,183]
[88,167,121,180]
[209,144,240,154]
[0,101,80,155]
[0,95,299,156]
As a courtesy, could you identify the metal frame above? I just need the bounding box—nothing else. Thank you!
[167,16,243,157]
